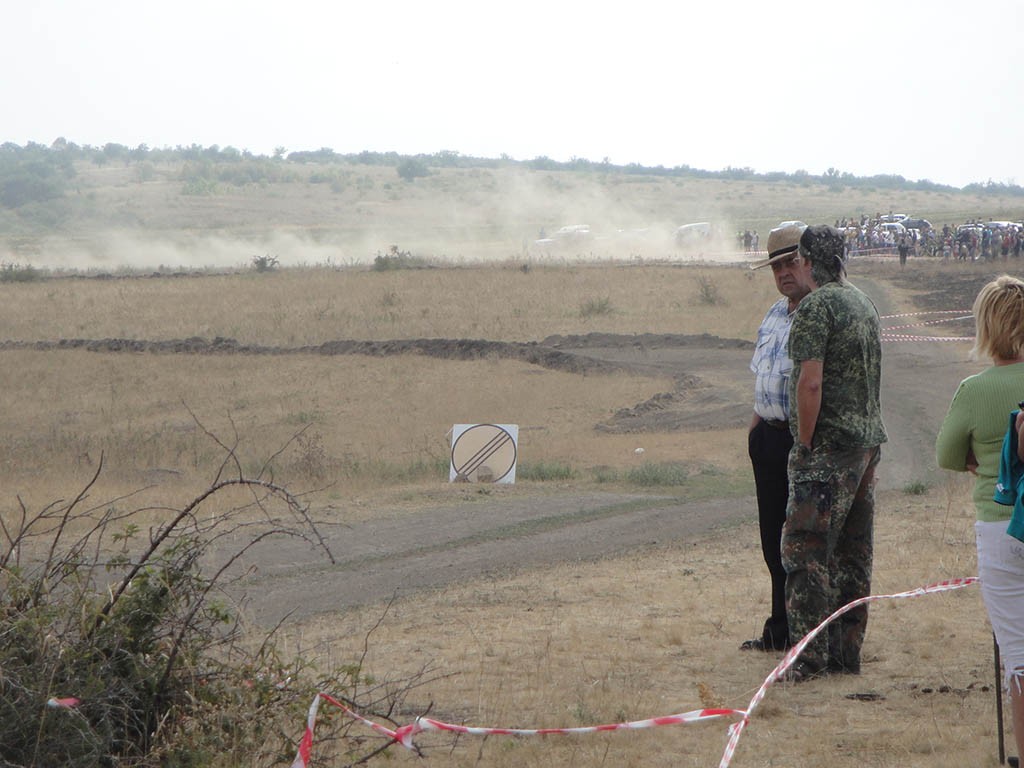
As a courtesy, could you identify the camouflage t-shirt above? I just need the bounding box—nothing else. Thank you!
[788,281,888,450]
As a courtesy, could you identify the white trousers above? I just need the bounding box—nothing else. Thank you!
[977,520,1024,690]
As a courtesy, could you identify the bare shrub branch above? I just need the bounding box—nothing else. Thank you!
[0,420,379,766]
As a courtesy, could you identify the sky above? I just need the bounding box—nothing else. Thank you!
[3,0,1022,189]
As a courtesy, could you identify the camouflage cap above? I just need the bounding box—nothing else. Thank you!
[799,224,845,265]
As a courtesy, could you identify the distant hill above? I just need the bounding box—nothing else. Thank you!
[1,141,1022,270]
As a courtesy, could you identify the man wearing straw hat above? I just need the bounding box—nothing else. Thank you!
[741,223,810,652]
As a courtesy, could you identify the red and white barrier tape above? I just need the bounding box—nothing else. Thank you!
[718,575,977,767]
[46,697,81,709]
[878,310,974,342]
[879,310,970,319]
[883,315,973,332]
[284,576,978,767]
[881,334,974,342]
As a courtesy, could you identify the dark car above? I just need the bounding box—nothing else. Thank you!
[901,217,932,231]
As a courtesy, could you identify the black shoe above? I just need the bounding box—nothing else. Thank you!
[740,636,792,652]
[783,660,827,683]
[827,658,861,675]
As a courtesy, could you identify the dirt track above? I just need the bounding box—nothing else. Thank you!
[32,267,990,624]
[209,267,992,624]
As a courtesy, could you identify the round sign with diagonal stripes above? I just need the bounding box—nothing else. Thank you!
[449,423,518,483]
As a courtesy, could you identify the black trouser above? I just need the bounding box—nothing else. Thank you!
[748,419,793,649]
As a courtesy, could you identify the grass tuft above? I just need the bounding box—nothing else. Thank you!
[579,296,614,318]
[695,274,724,305]
[517,461,577,481]
[903,480,929,495]
[625,461,689,487]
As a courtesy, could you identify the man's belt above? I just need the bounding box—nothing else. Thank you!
[763,419,790,430]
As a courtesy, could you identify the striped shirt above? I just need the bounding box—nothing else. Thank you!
[750,297,795,422]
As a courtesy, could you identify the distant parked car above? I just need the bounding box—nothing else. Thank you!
[901,218,932,230]
[879,213,908,223]
[957,223,985,236]
[879,222,907,236]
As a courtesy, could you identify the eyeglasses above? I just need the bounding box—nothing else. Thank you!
[770,255,802,272]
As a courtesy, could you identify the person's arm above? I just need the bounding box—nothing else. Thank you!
[749,412,762,432]
[935,384,972,472]
[795,359,823,449]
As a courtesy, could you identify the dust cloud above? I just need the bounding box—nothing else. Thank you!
[0,168,761,271]
[2,231,363,272]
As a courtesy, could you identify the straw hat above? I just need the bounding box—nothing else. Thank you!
[750,223,807,269]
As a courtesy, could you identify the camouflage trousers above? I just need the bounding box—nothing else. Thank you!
[781,445,881,671]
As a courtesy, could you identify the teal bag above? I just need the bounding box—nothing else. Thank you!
[995,410,1024,542]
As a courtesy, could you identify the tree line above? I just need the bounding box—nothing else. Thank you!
[2,138,1021,210]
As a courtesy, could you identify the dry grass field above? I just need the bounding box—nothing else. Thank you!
[0,251,1015,766]
[3,159,1023,766]
[0,263,779,509]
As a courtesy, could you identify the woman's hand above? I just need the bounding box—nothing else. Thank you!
[1016,409,1024,461]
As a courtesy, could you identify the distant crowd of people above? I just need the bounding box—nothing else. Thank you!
[831,214,1024,262]
[739,229,761,251]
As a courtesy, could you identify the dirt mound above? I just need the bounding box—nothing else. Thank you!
[541,332,751,351]
[0,335,629,373]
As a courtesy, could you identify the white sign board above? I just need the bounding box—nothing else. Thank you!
[449,423,518,484]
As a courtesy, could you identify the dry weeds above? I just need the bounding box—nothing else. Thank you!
[0,265,777,345]
[290,479,994,768]
[0,260,1010,766]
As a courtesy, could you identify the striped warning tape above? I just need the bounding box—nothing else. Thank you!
[883,314,973,331]
[283,576,979,767]
[879,309,974,342]
[881,334,974,342]
[718,576,977,767]
[879,310,970,319]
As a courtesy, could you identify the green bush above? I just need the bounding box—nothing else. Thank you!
[251,253,279,272]
[396,157,429,181]
[0,261,43,282]
[372,246,430,271]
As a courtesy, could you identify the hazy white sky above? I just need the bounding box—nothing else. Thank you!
[3,0,1022,189]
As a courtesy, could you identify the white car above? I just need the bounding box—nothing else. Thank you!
[535,224,592,248]
[879,222,908,236]
[674,222,712,246]
[552,224,591,241]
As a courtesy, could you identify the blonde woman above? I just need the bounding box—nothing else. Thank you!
[937,274,1024,760]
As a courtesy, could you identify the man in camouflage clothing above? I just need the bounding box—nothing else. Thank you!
[781,224,888,682]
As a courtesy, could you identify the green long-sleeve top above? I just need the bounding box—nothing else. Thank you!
[936,361,1024,521]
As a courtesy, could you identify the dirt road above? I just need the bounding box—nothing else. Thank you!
[232,267,993,624]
